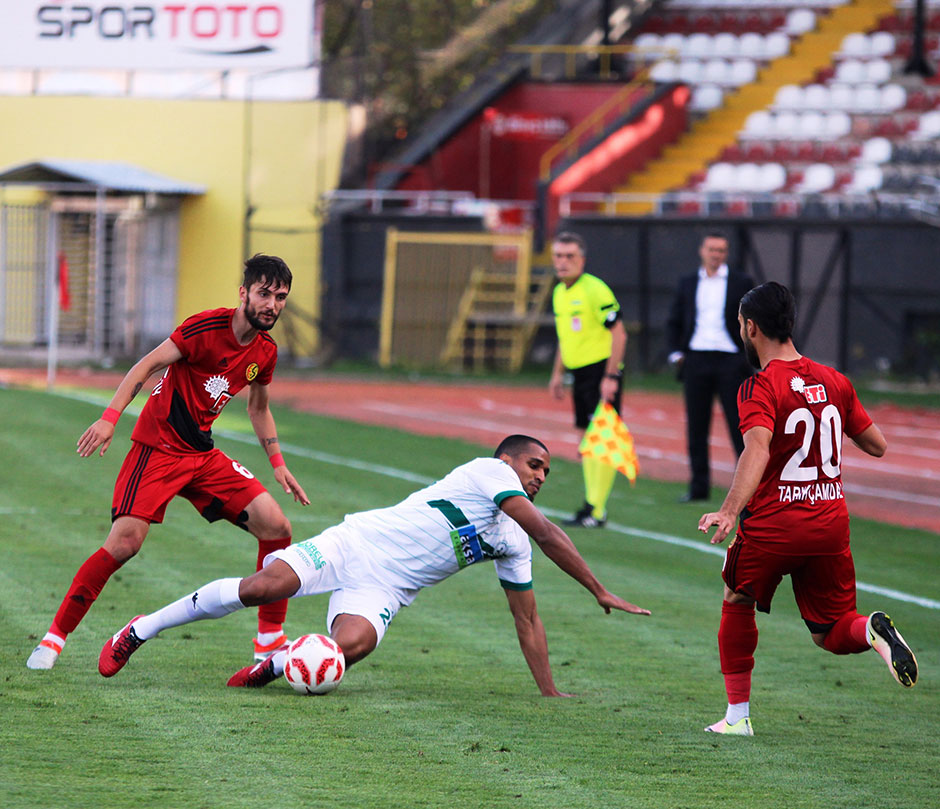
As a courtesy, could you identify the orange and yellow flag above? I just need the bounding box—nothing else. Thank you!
[578,401,640,484]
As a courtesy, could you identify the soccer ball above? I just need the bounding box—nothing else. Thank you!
[283,634,345,695]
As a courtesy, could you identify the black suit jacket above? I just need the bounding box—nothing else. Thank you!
[666,270,754,356]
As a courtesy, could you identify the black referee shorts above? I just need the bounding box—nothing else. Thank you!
[570,359,622,429]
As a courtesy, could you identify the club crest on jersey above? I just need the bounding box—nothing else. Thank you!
[204,374,232,414]
[790,376,827,404]
[246,362,259,382]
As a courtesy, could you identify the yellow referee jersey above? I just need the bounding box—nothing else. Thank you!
[552,273,620,369]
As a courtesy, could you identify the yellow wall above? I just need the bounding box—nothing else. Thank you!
[0,94,347,355]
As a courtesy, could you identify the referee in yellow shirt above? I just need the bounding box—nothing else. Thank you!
[548,232,627,528]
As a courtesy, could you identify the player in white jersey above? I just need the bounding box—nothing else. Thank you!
[99,435,651,696]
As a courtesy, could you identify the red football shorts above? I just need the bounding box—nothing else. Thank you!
[111,441,268,526]
[721,534,858,626]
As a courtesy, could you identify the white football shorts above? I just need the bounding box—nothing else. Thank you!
[264,523,407,646]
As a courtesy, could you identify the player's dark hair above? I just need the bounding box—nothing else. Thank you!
[494,435,549,459]
[739,281,796,342]
[702,231,729,244]
[552,231,586,256]
[243,254,292,291]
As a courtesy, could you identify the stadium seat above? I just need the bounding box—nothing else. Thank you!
[650,60,678,82]
[744,110,774,138]
[841,33,870,58]
[685,33,714,59]
[634,33,662,59]
[703,162,736,192]
[784,9,816,36]
[854,84,882,113]
[738,33,765,59]
[775,84,803,110]
[774,111,799,139]
[846,166,884,193]
[677,60,704,84]
[828,84,855,111]
[803,84,829,110]
[765,32,791,59]
[835,60,865,84]
[913,110,940,139]
[880,84,907,112]
[796,163,836,193]
[865,59,892,84]
[691,84,724,111]
[824,112,852,139]
[757,163,787,192]
[734,162,761,192]
[870,31,896,57]
[662,33,686,57]
[859,137,893,165]
[728,59,757,86]
[702,58,730,85]
[712,32,738,58]
[800,111,826,139]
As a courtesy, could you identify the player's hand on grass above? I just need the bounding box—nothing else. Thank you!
[698,510,735,545]
[274,466,310,505]
[598,589,651,616]
[77,420,114,458]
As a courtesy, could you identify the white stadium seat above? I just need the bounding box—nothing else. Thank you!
[846,166,883,193]
[880,84,907,112]
[824,112,852,139]
[634,33,662,57]
[841,33,870,58]
[914,110,940,139]
[734,162,761,192]
[703,58,730,85]
[756,163,787,192]
[853,84,881,113]
[744,110,774,138]
[661,33,686,58]
[803,84,830,110]
[775,84,803,110]
[704,162,736,192]
[650,60,678,82]
[765,32,791,59]
[774,111,799,138]
[828,84,855,111]
[677,60,703,84]
[835,59,865,84]
[690,84,724,111]
[729,59,758,86]
[800,111,826,139]
[738,33,765,59]
[859,137,893,165]
[869,32,896,58]
[685,33,714,59]
[784,9,816,36]
[797,164,836,193]
[712,33,738,59]
[865,58,892,84]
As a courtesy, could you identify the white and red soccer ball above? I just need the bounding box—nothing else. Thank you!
[283,634,345,695]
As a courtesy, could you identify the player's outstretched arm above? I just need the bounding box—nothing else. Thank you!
[504,588,571,697]
[500,496,650,616]
[77,338,182,458]
[246,382,310,505]
[698,425,771,544]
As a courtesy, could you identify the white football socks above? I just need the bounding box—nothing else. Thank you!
[726,702,750,725]
[134,577,244,640]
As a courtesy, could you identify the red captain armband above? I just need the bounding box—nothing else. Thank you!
[101,407,121,426]
[269,453,286,469]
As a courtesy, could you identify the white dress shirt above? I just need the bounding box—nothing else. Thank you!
[688,264,738,353]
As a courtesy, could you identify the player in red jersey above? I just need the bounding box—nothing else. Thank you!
[27,254,310,671]
[698,282,917,735]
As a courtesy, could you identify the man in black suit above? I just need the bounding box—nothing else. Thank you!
[666,233,753,502]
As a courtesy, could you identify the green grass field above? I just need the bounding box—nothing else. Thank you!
[1,384,937,809]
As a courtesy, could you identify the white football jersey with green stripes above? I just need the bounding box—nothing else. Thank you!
[343,458,534,594]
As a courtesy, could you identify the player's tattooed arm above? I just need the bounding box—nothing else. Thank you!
[131,382,143,398]
[261,436,279,448]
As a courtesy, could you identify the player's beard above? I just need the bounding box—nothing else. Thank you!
[743,334,760,369]
[245,302,279,331]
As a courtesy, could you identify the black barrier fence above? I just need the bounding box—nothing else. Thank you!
[321,211,940,378]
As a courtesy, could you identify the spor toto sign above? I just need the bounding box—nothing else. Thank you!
[2,2,316,70]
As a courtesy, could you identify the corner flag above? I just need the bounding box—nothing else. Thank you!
[579,401,639,484]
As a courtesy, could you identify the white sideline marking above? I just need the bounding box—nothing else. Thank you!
[43,387,940,612]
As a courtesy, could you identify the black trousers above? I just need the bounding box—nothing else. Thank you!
[682,350,749,497]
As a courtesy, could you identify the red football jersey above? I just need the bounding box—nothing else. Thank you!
[131,308,277,454]
[736,356,873,555]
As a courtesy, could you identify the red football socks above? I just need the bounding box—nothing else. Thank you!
[822,612,870,655]
[718,600,759,704]
[256,537,291,631]
[50,547,123,637]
